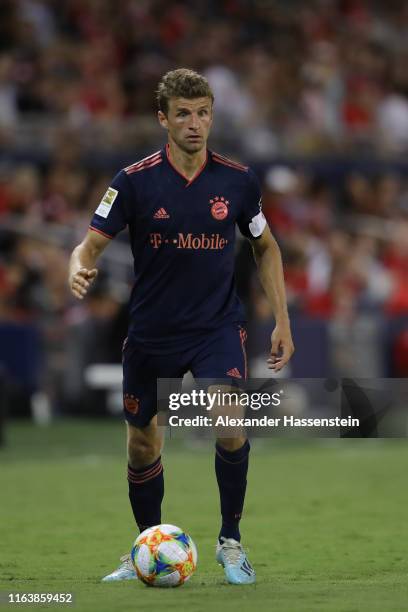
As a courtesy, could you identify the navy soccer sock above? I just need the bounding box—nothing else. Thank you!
[127,457,164,533]
[215,440,250,543]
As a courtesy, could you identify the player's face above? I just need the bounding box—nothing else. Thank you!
[158,97,213,154]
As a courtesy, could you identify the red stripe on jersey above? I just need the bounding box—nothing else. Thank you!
[212,152,248,172]
[125,151,161,171]
[131,152,162,168]
[212,151,247,168]
[239,326,248,380]
[125,151,162,174]
[212,157,248,172]
[89,226,113,239]
[125,156,162,174]
[126,158,162,175]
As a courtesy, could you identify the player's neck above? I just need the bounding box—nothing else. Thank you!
[167,141,207,181]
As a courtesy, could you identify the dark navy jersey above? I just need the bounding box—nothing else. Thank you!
[90,146,266,352]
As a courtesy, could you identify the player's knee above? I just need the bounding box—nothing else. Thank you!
[127,436,160,469]
[216,436,247,452]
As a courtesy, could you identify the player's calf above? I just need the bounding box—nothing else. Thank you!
[126,420,165,533]
[214,437,255,584]
[127,419,163,469]
[215,439,250,544]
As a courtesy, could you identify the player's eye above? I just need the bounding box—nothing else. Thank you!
[177,111,188,117]
[199,110,208,116]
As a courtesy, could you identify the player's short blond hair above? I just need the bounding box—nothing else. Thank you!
[156,68,214,115]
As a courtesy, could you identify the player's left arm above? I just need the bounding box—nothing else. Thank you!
[250,226,294,372]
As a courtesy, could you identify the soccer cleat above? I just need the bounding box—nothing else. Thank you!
[216,537,256,585]
[101,554,137,582]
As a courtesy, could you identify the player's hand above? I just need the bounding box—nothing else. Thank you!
[69,267,98,300]
[267,322,294,372]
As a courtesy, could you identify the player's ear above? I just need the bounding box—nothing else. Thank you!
[158,110,168,130]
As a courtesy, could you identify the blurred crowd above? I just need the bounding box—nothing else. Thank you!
[0,0,407,416]
[1,0,408,155]
[261,166,408,320]
[247,165,408,378]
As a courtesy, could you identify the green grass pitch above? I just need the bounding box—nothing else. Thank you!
[1,420,408,611]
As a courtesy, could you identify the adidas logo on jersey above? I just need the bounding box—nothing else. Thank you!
[153,208,170,219]
[226,368,242,379]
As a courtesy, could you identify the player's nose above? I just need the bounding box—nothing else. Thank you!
[188,113,200,130]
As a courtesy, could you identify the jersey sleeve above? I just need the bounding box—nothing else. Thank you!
[237,169,267,240]
[89,170,131,238]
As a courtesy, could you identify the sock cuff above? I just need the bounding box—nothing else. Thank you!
[215,440,250,464]
[128,456,163,484]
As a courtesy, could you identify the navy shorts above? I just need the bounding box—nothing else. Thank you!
[122,324,248,427]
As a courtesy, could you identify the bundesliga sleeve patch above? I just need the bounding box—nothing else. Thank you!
[95,187,118,218]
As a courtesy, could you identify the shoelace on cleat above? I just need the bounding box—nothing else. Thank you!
[119,554,133,569]
[219,538,244,565]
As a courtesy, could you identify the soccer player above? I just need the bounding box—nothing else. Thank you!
[68,69,294,585]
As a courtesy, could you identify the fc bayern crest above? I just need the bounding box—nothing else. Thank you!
[124,393,139,414]
[210,196,229,220]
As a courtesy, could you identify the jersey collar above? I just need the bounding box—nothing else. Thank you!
[165,144,209,188]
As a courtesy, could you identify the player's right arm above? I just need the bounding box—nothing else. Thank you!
[68,230,110,300]
[69,170,131,299]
